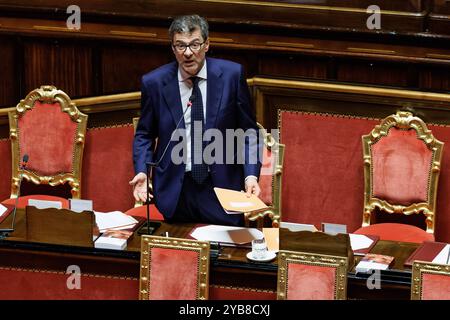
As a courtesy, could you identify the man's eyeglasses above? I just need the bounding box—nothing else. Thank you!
[172,42,205,53]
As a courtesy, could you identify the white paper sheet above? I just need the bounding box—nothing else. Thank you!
[279,222,318,232]
[70,199,93,213]
[94,211,138,232]
[28,199,62,209]
[229,201,253,208]
[349,234,374,251]
[190,225,264,244]
[0,204,7,217]
[432,244,450,264]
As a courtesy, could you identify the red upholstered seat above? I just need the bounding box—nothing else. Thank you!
[411,261,450,300]
[3,86,87,206]
[278,250,348,300]
[2,195,69,209]
[354,111,444,243]
[124,204,164,221]
[353,223,434,244]
[139,235,210,300]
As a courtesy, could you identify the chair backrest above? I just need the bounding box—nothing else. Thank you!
[246,123,285,227]
[8,85,87,199]
[362,111,444,234]
[139,235,210,300]
[277,250,348,300]
[411,261,450,300]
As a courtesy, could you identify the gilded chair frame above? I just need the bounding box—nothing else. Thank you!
[8,85,87,199]
[139,235,210,300]
[277,250,348,300]
[362,111,444,234]
[245,123,285,227]
[411,261,450,300]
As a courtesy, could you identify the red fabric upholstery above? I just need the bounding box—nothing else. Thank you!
[421,273,450,300]
[279,111,450,243]
[124,204,164,221]
[286,263,336,300]
[82,125,135,212]
[372,128,432,206]
[210,286,276,300]
[280,111,379,229]
[354,223,434,243]
[148,247,200,300]
[18,101,76,176]
[2,195,69,209]
[0,267,138,300]
[259,147,273,206]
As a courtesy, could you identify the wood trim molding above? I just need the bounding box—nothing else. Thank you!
[251,77,450,103]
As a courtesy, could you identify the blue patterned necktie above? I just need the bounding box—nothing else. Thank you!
[190,76,208,184]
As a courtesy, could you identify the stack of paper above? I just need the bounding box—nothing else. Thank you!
[94,230,133,250]
[94,211,138,233]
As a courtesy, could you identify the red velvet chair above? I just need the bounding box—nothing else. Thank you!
[2,85,87,209]
[277,250,348,300]
[139,235,210,300]
[354,111,444,243]
[411,261,450,300]
[124,117,164,220]
[245,123,285,228]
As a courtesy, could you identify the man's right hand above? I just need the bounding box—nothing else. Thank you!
[129,172,153,203]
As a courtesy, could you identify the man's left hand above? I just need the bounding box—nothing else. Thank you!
[245,176,261,197]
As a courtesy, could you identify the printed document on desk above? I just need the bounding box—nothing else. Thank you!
[214,187,268,214]
[94,211,138,233]
[190,225,264,245]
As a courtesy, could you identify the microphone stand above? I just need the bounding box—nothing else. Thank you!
[137,96,194,236]
[137,161,161,236]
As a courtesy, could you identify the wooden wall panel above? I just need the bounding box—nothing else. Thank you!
[101,45,172,94]
[0,37,16,108]
[419,66,450,91]
[336,60,411,87]
[258,54,328,79]
[23,40,93,98]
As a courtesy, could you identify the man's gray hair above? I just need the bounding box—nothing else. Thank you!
[169,15,209,41]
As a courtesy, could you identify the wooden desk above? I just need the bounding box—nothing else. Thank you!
[0,209,277,299]
[0,210,418,299]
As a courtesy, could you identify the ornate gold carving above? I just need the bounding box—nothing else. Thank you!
[244,123,285,227]
[8,85,88,199]
[362,111,444,234]
[139,235,210,300]
[277,250,348,300]
[411,261,450,300]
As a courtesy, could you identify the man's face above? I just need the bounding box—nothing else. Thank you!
[172,29,209,76]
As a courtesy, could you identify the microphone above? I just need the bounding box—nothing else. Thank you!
[138,96,194,235]
[0,154,29,237]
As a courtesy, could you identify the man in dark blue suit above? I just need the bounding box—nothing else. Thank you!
[130,15,261,226]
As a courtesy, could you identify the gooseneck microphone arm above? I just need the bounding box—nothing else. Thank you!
[0,154,29,236]
[139,95,194,235]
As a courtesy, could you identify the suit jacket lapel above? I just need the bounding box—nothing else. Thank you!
[206,58,223,131]
[162,63,185,128]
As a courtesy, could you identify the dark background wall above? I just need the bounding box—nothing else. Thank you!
[0,0,449,111]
